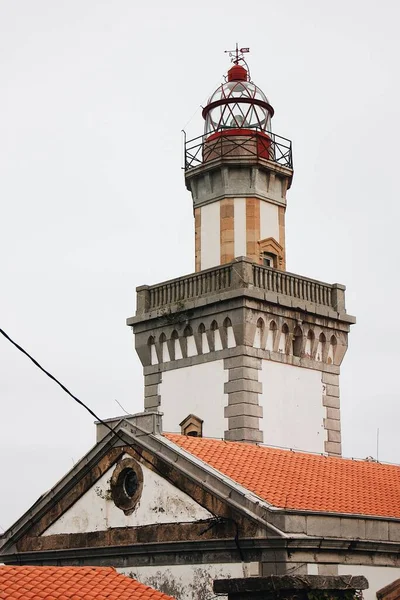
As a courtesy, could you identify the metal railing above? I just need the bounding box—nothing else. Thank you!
[184,128,293,171]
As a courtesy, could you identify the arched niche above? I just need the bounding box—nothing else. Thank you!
[159,332,170,362]
[223,317,236,349]
[292,326,303,357]
[266,320,277,351]
[254,318,265,349]
[327,335,337,365]
[171,330,182,360]
[184,324,197,357]
[316,332,326,362]
[305,329,315,358]
[278,323,289,354]
[148,335,158,365]
[211,320,223,352]
[198,323,210,354]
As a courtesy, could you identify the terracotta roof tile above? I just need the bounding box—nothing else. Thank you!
[0,567,176,600]
[165,434,400,518]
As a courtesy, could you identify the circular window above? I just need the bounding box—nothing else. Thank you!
[110,458,143,515]
[123,469,138,497]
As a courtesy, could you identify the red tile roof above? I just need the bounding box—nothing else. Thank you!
[165,434,400,519]
[0,566,175,600]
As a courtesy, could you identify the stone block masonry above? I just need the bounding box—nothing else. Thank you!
[128,257,354,452]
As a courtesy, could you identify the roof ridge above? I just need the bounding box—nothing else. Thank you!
[164,433,400,468]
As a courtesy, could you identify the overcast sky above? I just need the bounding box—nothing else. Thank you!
[0,0,399,531]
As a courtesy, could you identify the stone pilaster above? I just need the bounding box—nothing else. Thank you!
[322,372,341,456]
[224,355,263,443]
[144,372,162,410]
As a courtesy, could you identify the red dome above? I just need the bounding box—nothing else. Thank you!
[227,64,248,82]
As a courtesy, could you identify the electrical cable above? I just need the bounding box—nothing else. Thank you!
[0,327,246,560]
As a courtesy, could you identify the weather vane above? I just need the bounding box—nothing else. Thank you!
[224,43,250,65]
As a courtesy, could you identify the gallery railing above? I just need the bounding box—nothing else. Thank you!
[183,128,293,171]
[136,258,345,314]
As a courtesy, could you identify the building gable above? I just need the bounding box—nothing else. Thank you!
[43,454,213,536]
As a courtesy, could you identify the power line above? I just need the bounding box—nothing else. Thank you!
[0,328,105,428]
[0,327,155,465]
[0,327,246,558]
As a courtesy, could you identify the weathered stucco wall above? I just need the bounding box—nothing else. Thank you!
[43,456,213,535]
[118,562,250,600]
[338,564,400,600]
[260,360,325,452]
[160,360,228,436]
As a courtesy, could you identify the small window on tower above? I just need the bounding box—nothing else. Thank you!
[263,252,276,268]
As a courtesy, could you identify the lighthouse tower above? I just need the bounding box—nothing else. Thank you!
[127,50,355,455]
[186,54,290,272]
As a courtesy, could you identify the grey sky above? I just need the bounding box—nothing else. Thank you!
[0,0,399,531]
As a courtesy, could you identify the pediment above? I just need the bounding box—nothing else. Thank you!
[0,421,283,559]
[42,453,213,537]
[258,236,283,255]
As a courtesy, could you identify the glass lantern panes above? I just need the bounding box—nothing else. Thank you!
[204,81,272,135]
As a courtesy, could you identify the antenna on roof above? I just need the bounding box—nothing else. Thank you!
[376,427,380,462]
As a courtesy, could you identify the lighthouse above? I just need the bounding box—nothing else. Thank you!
[127,49,355,454]
[185,49,291,272]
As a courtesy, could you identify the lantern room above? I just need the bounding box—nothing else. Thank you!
[202,63,274,136]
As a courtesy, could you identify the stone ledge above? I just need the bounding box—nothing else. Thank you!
[129,281,356,327]
[213,575,369,594]
[140,343,341,376]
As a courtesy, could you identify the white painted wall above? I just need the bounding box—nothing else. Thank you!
[201,202,220,269]
[214,328,223,351]
[254,325,262,349]
[162,340,170,362]
[339,564,400,600]
[259,361,325,452]
[119,562,248,600]
[43,457,212,535]
[174,338,183,360]
[226,325,236,348]
[234,197,246,258]
[161,360,228,438]
[186,334,197,357]
[260,200,279,242]
[201,331,210,353]
[151,343,158,365]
